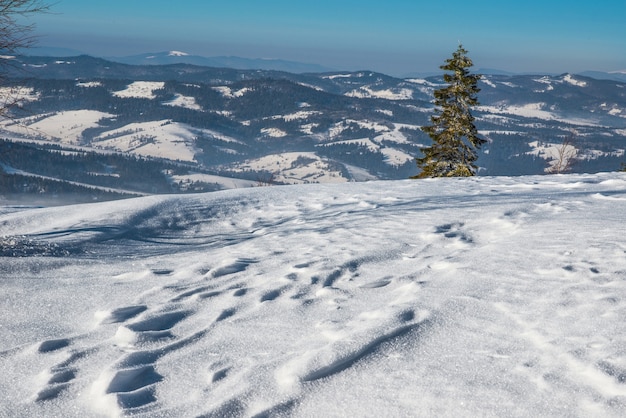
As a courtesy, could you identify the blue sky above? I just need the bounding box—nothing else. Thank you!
[31,0,626,75]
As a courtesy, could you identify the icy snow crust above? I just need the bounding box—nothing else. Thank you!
[1,173,626,417]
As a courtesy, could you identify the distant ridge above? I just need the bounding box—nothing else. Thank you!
[18,47,626,80]
[22,46,85,57]
[17,47,335,74]
[580,70,626,83]
[106,51,335,74]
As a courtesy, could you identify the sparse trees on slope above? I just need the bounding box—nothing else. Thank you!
[413,44,486,178]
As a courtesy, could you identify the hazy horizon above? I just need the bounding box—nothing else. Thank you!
[26,0,626,76]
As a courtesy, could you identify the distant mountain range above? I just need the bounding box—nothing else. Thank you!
[24,47,626,81]
[578,70,626,83]
[109,51,335,74]
[1,53,625,204]
[25,47,334,74]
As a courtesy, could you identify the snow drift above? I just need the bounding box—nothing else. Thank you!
[1,173,626,417]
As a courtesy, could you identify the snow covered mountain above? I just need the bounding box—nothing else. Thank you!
[0,55,625,203]
[1,173,626,416]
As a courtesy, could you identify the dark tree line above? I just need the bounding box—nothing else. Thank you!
[0,139,182,193]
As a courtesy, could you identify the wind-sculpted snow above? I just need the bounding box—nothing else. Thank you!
[1,173,626,417]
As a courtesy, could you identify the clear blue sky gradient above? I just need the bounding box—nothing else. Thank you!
[32,0,626,75]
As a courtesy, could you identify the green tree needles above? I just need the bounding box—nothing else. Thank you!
[413,45,486,178]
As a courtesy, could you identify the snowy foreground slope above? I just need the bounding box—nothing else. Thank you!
[1,173,626,417]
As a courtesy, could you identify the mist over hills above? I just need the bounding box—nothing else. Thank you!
[23,48,335,74]
[25,47,626,81]
[109,51,335,74]
[579,70,626,83]
[0,53,625,204]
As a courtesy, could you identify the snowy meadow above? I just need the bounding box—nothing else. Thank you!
[1,173,626,417]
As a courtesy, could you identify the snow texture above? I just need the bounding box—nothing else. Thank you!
[1,173,626,417]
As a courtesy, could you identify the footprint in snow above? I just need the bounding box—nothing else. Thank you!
[434,222,473,244]
[212,258,258,278]
[93,296,245,413]
[98,305,148,324]
[125,310,191,333]
[37,338,71,353]
[170,285,214,302]
[260,288,283,302]
[34,341,91,403]
[151,269,174,276]
[211,367,230,383]
[102,365,163,409]
[359,278,392,289]
[215,308,237,322]
[95,325,211,412]
[114,310,193,348]
[198,290,222,299]
[233,288,248,297]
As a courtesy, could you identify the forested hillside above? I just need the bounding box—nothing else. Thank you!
[1,55,625,203]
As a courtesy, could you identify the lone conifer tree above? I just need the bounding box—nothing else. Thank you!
[413,44,485,178]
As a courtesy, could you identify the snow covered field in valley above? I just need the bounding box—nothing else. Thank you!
[1,173,626,417]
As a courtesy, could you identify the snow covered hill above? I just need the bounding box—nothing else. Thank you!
[1,55,625,196]
[1,173,626,417]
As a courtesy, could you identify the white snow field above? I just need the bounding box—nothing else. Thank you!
[1,173,626,417]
